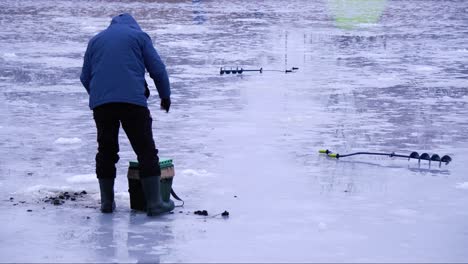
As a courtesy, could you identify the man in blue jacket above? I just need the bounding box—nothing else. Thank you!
[80,13,174,216]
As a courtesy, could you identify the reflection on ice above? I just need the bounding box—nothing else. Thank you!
[54,137,82,145]
[327,0,387,29]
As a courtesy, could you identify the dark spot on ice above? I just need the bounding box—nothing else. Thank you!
[221,211,229,217]
[9,197,14,201]
[19,201,26,204]
[41,190,87,205]
[27,209,32,212]
[86,216,90,219]
[234,195,237,198]
[194,210,208,216]
[179,211,183,213]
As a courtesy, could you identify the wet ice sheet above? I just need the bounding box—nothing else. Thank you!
[1,0,468,262]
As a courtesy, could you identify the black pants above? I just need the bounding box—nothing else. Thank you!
[93,103,161,179]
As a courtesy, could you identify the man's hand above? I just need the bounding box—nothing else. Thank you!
[160,98,171,113]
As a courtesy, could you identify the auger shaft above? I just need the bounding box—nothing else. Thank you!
[318,149,452,165]
[219,66,298,75]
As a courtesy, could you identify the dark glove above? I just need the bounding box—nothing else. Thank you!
[160,98,171,113]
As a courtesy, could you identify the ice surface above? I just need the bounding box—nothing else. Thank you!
[54,137,83,145]
[456,182,468,190]
[1,0,468,263]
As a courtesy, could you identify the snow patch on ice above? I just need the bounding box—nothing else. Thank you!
[66,174,96,184]
[2,52,17,58]
[156,24,210,35]
[22,185,96,199]
[128,244,146,250]
[455,182,468,190]
[411,65,438,72]
[115,192,129,202]
[357,22,379,28]
[318,222,328,231]
[82,26,100,32]
[54,137,82,145]
[181,169,213,178]
[390,208,419,217]
[25,185,76,194]
[150,245,168,254]
[142,221,166,227]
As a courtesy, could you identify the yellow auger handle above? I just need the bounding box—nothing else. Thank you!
[319,149,340,158]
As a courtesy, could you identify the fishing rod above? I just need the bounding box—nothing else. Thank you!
[219,66,299,75]
[319,149,452,167]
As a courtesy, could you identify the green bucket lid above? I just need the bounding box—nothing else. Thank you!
[129,158,173,169]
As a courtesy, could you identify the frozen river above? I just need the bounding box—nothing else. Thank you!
[1,0,468,262]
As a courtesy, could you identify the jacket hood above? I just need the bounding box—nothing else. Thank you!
[110,13,142,30]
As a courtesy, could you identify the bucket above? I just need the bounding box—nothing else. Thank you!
[127,158,175,211]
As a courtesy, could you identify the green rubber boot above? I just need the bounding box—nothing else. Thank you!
[98,178,116,213]
[140,176,175,216]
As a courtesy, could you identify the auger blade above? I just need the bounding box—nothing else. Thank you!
[430,154,441,162]
[441,155,452,165]
[419,153,430,161]
[409,151,419,160]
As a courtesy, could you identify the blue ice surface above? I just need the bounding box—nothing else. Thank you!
[0,0,468,262]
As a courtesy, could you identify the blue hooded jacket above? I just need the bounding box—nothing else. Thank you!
[80,13,170,109]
